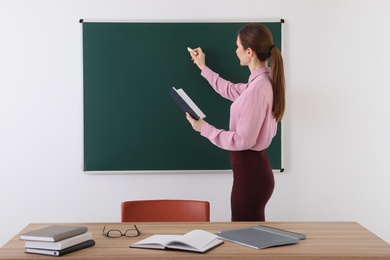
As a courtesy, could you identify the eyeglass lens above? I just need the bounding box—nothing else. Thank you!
[103,225,140,238]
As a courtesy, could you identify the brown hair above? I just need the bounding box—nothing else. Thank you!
[238,23,285,122]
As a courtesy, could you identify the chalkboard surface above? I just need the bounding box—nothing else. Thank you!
[82,21,283,172]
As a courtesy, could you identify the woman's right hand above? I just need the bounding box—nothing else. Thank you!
[189,47,206,70]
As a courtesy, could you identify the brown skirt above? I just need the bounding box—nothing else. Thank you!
[230,150,275,221]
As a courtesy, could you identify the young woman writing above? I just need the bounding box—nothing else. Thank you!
[186,23,285,221]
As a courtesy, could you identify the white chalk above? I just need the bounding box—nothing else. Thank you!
[187,47,197,55]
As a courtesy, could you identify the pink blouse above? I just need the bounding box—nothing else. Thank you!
[200,66,277,151]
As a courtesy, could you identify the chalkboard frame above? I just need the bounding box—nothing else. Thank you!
[81,20,284,174]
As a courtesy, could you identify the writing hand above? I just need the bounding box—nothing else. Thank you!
[189,47,206,71]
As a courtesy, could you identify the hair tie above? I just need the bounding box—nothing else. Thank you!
[269,45,275,52]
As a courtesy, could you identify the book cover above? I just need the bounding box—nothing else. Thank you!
[217,226,303,250]
[169,87,206,120]
[20,225,88,242]
[25,239,95,256]
[255,225,306,240]
[131,229,223,253]
[24,232,93,250]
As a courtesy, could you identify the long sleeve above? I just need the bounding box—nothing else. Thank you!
[200,66,277,151]
[201,67,249,101]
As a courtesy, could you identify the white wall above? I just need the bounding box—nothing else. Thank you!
[1,0,390,247]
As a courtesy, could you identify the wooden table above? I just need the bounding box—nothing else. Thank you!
[1,222,389,259]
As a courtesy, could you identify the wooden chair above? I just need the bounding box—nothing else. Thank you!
[121,199,210,222]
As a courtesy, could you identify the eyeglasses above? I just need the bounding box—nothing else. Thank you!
[102,225,141,238]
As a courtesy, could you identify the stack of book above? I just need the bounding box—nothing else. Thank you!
[19,225,95,256]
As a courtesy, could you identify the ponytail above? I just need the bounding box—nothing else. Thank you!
[270,46,285,122]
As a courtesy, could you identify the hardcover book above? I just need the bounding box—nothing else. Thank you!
[20,225,88,242]
[25,239,95,256]
[24,232,93,250]
[217,226,305,250]
[169,87,206,120]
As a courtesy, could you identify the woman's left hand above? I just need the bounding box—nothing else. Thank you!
[186,112,205,132]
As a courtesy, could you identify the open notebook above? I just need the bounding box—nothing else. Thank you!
[131,229,223,253]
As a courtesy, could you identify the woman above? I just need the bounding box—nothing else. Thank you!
[186,23,285,221]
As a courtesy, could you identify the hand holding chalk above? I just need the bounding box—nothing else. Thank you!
[187,47,197,56]
[187,47,206,71]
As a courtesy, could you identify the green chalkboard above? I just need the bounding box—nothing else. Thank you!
[82,21,283,172]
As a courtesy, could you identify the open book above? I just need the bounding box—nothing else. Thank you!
[169,87,206,120]
[130,229,223,253]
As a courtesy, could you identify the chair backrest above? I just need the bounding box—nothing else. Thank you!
[121,200,210,222]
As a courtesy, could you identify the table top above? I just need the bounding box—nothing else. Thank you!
[1,222,390,259]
